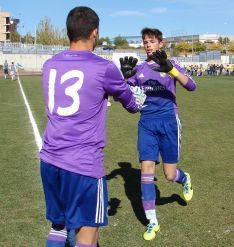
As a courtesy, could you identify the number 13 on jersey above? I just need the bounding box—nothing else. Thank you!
[48,69,84,116]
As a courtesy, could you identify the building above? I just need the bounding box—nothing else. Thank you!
[0,11,11,42]
[122,36,143,48]
[165,34,234,48]
[122,34,234,48]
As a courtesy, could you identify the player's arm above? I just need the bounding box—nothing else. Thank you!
[103,62,145,112]
[150,50,196,91]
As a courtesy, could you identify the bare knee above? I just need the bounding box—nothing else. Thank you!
[164,172,175,181]
[163,163,177,181]
[141,161,155,174]
[76,226,99,245]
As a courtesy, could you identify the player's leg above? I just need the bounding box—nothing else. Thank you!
[163,162,193,201]
[163,162,187,183]
[61,171,108,247]
[40,160,67,247]
[141,161,157,225]
[160,116,193,201]
[138,119,160,240]
[4,70,7,79]
[46,224,67,247]
[75,227,98,246]
[141,161,160,240]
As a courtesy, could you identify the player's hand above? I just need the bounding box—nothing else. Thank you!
[119,56,138,79]
[130,86,146,110]
[150,50,179,77]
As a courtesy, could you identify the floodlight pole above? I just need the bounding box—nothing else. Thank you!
[34,26,37,48]
[192,35,194,59]
[225,37,228,64]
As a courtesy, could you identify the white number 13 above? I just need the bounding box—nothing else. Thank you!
[48,69,84,116]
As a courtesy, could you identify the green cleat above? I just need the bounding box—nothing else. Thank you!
[143,223,160,241]
[183,172,193,201]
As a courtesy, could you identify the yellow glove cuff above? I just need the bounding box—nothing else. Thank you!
[168,67,179,77]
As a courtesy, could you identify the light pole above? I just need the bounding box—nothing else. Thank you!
[225,37,228,64]
[34,25,37,48]
[192,34,194,59]
[223,22,229,64]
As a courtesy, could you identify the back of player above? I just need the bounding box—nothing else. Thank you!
[41,50,133,178]
[39,6,145,247]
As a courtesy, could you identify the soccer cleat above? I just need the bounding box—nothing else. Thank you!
[182,172,193,201]
[143,223,160,241]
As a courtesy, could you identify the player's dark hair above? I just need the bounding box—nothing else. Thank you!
[66,6,99,42]
[141,27,163,42]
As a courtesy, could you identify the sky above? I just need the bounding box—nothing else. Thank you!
[0,0,233,38]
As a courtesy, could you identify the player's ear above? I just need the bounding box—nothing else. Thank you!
[93,28,99,39]
[159,40,164,49]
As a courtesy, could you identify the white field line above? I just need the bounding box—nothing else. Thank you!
[17,75,42,151]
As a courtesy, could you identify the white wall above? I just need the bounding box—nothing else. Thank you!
[0,52,52,71]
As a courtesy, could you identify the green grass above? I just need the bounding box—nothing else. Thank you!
[0,75,234,246]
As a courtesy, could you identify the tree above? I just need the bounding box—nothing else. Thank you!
[36,17,69,45]
[98,37,112,46]
[218,37,223,44]
[175,41,190,53]
[21,32,34,44]
[208,42,223,51]
[193,41,206,52]
[60,28,69,46]
[10,20,20,42]
[223,36,230,45]
[228,42,234,53]
[10,29,20,42]
[114,36,129,49]
[36,17,55,45]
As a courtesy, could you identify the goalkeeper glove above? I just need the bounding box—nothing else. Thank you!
[119,56,138,79]
[150,50,179,77]
[130,86,146,110]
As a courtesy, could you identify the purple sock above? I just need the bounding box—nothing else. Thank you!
[173,168,187,184]
[46,228,67,247]
[141,173,156,217]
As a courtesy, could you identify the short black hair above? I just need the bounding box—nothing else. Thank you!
[66,6,99,42]
[141,27,163,42]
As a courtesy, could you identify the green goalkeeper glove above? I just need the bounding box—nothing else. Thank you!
[119,56,138,79]
[150,50,179,77]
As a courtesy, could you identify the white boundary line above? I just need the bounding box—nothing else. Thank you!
[17,75,42,151]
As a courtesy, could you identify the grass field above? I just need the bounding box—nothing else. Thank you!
[0,75,233,247]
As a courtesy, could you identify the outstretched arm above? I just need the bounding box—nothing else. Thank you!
[150,50,196,91]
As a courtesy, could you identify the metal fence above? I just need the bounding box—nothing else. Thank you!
[0,42,223,63]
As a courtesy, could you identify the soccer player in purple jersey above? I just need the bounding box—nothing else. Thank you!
[39,6,145,247]
[120,28,196,241]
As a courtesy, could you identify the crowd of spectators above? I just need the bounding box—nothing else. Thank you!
[184,64,234,76]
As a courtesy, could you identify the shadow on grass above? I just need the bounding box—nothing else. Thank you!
[156,188,187,206]
[106,162,148,225]
[106,162,187,226]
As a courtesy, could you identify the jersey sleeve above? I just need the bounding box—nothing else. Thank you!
[103,61,139,113]
[172,60,197,91]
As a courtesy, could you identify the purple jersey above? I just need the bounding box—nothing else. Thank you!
[40,50,139,178]
[128,60,196,118]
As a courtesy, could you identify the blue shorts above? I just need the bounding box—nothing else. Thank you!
[138,115,182,164]
[40,160,108,229]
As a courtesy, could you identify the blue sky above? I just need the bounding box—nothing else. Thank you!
[1,0,233,38]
